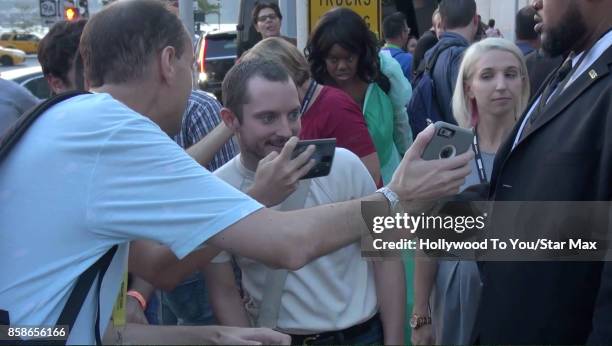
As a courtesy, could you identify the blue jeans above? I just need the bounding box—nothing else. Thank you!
[161,272,216,325]
[144,292,159,324]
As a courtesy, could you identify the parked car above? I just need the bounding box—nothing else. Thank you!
[2,66,52,100]
[196,29,237,101]
[0,33,40,54]
[0,45,26,66]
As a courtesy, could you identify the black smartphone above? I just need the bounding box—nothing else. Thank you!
[290,138,336,179]
[421,122,474,160]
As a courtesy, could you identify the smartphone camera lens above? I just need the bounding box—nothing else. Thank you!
[439,145,456,159]
[438,127,455,138]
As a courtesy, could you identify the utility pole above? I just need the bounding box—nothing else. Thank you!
[512,0,519,42]
[278,0,296,39]
[179,0,194,38]
[296,0,308,52]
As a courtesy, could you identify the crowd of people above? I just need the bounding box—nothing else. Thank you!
[0,0,611,344]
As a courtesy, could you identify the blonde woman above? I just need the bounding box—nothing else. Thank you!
[412,38,530,345]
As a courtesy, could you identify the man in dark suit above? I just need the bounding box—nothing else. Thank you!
[474,0,612,344]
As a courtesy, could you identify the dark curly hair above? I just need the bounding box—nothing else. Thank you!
[305,7,389,92]
[37,19,87,85]
[251,1,282,27]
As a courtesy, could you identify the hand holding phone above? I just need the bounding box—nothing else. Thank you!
[386,124,474,202]
[421,122,473,160]
[249,137,332,207]
[290,138,336,179]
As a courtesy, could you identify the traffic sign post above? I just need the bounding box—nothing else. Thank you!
[308,0,381,37]
[40,0,59,19]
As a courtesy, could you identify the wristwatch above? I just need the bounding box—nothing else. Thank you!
[376,186,400,213]
[410,314,432,329]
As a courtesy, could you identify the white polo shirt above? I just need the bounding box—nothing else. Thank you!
[212,148,378,334]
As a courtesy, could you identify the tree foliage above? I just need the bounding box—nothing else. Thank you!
[196,0,220,15]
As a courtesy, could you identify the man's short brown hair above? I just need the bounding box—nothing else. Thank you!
[222,58,291,121]
[80,0,189,87]
[251,2,282,27]
[439,0,476,30]
[38,20,87,86]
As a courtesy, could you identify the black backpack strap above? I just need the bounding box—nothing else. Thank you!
[93,247,117,345]
[413,41,458,81]
[2,246,118,346]
[59,246,118,345]
[425,41,458,73]
[425,41,460,122]
[0,91,89,161]
[0,90,119,345]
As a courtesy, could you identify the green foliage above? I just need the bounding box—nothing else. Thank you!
[196,0,220,15]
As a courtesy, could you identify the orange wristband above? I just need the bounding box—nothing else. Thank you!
[126,290,147,311]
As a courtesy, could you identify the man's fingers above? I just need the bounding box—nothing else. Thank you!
[292,158,316,181]
[438,149,474,170]
[259,150,280,166]
[405,124,435,161]
[289,144,315,170]
[227,337,261,345]
[278,136,299,161]
[241,328,292,345]
[445,178,465,195]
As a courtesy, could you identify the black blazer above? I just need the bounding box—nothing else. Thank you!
[475,45,612,344]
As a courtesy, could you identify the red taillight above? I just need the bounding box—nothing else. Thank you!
[198,37,207,73]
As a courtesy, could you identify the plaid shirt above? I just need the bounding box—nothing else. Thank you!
[174,90,238,171]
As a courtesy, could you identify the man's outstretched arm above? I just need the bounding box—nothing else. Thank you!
[208,125,473,270]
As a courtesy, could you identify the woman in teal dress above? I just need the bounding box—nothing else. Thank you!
[305,7,415,344]
[305,7,413,186]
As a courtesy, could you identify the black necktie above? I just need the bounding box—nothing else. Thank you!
[520,55,573,140]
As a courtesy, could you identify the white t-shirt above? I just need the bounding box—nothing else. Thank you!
[212,148,378,334]
[0,93,263,344]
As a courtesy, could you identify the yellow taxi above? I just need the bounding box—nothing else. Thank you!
[0,33,40,54]
[0,45,26,66]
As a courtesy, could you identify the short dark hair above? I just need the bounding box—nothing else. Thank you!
[515,6,538,40]
[37,20,86,85]
[80,0,189,87]
[252,2,282,26]
[488,19,496,28]
[439,0,476,30]
[305,7,381,86]
[383,12,407,40]
[222,58,291,121]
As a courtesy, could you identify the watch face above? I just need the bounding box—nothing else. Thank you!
[409,317,417,328]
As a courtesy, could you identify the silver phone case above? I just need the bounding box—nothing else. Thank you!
[421,122,474,160]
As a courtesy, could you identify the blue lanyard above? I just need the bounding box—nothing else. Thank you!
[472,127,488,184]
[300,80,318,114]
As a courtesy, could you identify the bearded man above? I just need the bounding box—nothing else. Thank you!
[472,0,612,344]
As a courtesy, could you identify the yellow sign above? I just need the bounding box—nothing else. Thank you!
[309,0,381,37]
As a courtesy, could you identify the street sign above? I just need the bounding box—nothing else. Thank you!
[308,0,381,36]
[40,0,58,18]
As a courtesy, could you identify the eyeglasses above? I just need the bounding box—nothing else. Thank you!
[257,13,278,22]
